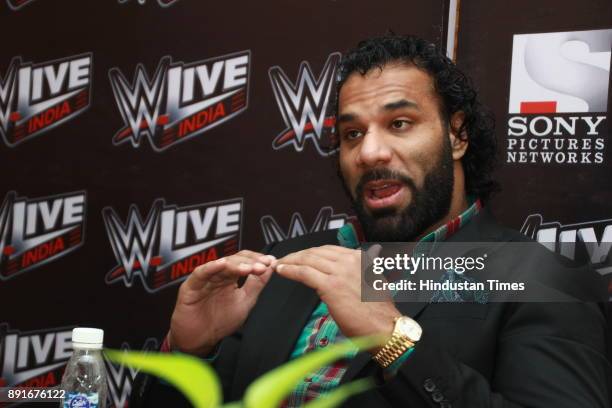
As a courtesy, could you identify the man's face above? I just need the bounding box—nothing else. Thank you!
[337,63,454,241]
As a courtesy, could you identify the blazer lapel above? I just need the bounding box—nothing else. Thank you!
[256,279,320,374]
[252,228,341,373]
[232,275,320,398]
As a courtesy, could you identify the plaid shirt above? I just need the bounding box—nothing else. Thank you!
[281,198,482,407]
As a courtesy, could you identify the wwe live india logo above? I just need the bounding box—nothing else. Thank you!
[0,324,74,388]
[0,191,86,280]
[0,54,92,146]
[108,51,250,151]
[102,198,243,292]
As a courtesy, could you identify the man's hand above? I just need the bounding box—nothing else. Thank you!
[273,245,400,350]
[169,250,275,356]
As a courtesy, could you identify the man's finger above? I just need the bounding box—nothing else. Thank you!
[236,250,276,265]
[242,268,274,299]
[276,264,327,290]
[185,256,266,291]
[183,258,229,291]
[223,255,269,276]
[364,244,383,267]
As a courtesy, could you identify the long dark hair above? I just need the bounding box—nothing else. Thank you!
[332,34,500,202]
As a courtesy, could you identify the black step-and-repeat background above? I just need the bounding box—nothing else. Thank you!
[0,0,610,407]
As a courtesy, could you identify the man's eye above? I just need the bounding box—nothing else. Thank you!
[391,120,410,130]
[344,130,363,140]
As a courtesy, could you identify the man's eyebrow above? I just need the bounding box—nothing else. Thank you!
[336,99,418,124]
[336,113,357,124]
[382,99,419,111]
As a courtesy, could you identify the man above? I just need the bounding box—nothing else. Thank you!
[131,35,610,407]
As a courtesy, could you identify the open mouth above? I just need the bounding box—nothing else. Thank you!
[363,180,407,210]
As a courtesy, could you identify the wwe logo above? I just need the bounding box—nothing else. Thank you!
[269,52,340,156]
[103,201,162,287]
[104,338,158,408]
[0,59,18,134]
[260,206,349,245]
[109,58,168,149]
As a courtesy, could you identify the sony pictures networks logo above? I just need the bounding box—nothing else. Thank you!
[507,29,612,165]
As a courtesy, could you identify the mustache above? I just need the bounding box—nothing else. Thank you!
[355,168,416,199]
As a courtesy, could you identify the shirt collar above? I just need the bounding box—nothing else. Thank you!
[337,197,482,248]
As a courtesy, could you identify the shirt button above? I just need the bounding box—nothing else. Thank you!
[423,378,436,392]
[432,391,444,402]
[318,337,329,347]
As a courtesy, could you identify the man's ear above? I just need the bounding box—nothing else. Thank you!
[449,111,469,160]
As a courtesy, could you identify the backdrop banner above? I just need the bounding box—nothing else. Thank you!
[1,1,609,406]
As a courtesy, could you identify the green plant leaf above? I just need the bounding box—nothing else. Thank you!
[243,335,385,408]
[104,349,221,408]
[302,378,374,408]
[220,402,243,408]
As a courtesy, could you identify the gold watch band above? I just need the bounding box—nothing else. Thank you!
[373,332,415,368]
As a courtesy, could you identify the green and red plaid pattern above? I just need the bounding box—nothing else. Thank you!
[421,198,482,243]
[280,302,355,407]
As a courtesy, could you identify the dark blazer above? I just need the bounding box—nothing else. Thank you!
[131,210,611,407]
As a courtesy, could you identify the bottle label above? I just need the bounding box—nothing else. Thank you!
[63,392,99,408]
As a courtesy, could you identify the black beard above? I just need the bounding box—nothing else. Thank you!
[343,139,454,242]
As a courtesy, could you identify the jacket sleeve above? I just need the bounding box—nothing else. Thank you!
[368,302,610,408]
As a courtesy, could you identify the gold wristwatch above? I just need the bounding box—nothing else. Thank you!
[373,316,422,368]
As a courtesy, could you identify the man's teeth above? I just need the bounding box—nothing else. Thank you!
[372,184,393,190]
[375,184,389,189]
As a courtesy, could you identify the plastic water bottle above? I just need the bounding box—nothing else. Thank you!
[60,328,108,408]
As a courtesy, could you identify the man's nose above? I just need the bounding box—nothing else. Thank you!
[356,130,392,168]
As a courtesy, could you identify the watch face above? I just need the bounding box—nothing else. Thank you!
[397,317,422,341]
